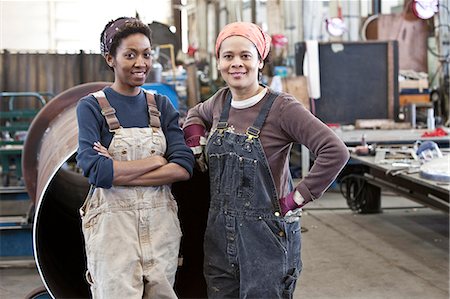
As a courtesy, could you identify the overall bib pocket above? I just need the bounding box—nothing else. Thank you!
[209,152,257,198]
[109,135,136,161]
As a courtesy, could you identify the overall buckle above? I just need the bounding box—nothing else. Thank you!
[245,126,260,142]
[101,107,116,116]
[216,121,228,135]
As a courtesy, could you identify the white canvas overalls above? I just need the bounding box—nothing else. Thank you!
[79,90,181,299]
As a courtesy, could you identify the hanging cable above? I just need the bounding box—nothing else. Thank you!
[339,174,367,212]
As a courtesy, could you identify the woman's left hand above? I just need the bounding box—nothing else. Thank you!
[279,190,304,216]
[93,141,112,159]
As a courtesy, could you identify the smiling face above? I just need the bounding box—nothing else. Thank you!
[217,35,264,100]
[106,33,152,96]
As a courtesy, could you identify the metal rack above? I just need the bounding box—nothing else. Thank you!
[0,92,51,186]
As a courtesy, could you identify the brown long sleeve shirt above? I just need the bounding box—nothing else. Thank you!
[184,87,350,204]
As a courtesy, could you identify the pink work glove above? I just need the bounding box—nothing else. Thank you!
[184,124,206,153]
[183,124,207,172]
[279,190,304,216]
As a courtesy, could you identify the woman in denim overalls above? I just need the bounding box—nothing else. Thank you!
[183,22,349,298]
[76,17,194,298]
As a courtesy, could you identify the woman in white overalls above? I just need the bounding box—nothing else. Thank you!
[76,17,194,298]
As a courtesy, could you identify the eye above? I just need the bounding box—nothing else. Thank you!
[143,52,152,59]
[125,52,136,59]
[222,54,232,60]
[242,54,252,59]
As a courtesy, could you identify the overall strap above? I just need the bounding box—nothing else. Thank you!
[217,90,232,131]
[246,91,279,141]
[92,90,120,131]
[143,90,161,129]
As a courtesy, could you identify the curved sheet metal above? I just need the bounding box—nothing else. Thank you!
[23,82,110,204]
[22,82,110,298]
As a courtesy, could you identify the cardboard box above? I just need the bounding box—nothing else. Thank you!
[399,94,430,106]
[268,76,310,109]
[399,79,429,92]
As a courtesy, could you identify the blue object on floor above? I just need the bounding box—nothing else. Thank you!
[0,222,33,257]
[142,83,179,110]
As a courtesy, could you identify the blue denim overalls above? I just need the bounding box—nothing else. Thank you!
[204,90,302,299]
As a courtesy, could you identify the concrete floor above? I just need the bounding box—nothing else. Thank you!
[0,191,448,299]
[296,192,449,299]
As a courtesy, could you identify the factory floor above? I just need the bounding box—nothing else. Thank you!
[0,190,448,299]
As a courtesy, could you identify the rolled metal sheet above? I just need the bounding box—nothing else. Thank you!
[22,82,110,298]
[23,82,110,204]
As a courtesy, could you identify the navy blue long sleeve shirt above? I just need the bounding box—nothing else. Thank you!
[76,87,194,188]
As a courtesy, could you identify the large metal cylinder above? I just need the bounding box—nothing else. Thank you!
[23,82,110,298]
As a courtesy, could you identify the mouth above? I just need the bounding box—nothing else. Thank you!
[229,72,246,79]
[132,71,147,79]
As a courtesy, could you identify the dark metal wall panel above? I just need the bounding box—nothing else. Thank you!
[295,41,399,125]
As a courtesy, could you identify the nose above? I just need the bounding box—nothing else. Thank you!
[135,54,149,67]
[231,57,243,67]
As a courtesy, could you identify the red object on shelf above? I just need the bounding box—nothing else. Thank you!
[271,34,288,48]
[326,123,341,129]
[421,127,448,137]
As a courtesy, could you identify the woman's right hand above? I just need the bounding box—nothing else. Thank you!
[93,141,112,159]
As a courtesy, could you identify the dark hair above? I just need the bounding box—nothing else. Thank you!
[262,50,271,67]
[100,17,152,58]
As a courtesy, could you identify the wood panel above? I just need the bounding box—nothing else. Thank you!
[11,53,21,92]
[37,54,50,94]
[372,14,428,73]
[1,52,115,100]
[0,52,113,114]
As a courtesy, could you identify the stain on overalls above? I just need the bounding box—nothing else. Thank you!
[204,91,302,299]
[79,91,181,299]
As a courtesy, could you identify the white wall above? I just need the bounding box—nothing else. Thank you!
[0,0,173,53]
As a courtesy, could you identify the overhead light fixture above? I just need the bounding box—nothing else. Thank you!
[325,1,346,37]
[326,17,347,37]
[411,0,439,20]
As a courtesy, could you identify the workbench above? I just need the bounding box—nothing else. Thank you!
[328,128,449,213]
[349,153,449,213]
[335,128,449,147]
